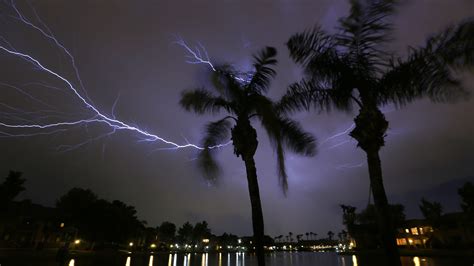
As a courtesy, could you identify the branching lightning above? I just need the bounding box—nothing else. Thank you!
[174,36,253,84]
[0,1,230,151]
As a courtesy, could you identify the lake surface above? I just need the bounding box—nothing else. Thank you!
[3,251,473,266]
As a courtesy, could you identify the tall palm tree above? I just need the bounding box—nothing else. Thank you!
[180,47,316,266]
[281,1,473,265]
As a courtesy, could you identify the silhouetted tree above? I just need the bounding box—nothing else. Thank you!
[327,231,334,241]
[419,198,443,227]
[0,171,26,204]
[358,204,406,228]
[180,47,316,266]
[281,0,473,264]
[458,182,474,217]
[192,221,211,243]
[57,188,143,244]
[339,230,348,242]
[157,221,176,244]
[305,232,309,240]
[217,233,238,246]
[277,235,283,243]
[57,188,98,241]
[177,222,193,244]
[296,234,303,242]
[340,204,357,233]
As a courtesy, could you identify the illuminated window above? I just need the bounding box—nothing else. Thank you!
[411,227,419,235]
[405,229,409,233]
[419,227,424,234]
[396,238,407,245]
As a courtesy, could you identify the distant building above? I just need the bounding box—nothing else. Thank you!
[349,212,474,249]
[0,201,76,249]
[396,219,433,247]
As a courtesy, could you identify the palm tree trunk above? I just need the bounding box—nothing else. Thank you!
[366,148,401,266]
[243,155,265,266]
[350,105,401,266]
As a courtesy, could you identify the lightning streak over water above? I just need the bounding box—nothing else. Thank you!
[0,2,227,151]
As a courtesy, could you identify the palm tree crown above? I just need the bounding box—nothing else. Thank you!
[281,0,473,114]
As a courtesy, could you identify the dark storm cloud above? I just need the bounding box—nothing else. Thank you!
[0,0,473,236]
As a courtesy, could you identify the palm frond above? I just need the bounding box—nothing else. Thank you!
[180,89,233,114]
[250,94,316,193]
[197,149,220,183]
[287,26,335,68]
[271,117,317,194]
[379,20,474,106]
[275,140,288,195]
[287,28,363,96]
[435,18,474,68]
[248,46,278,94]
[278,117,317,157]
[197,118,234,182]
[279,79,353,113]
[287,26,352,80]
[337,0,398,71]
[247,94,290,193]
[212,65,245,102]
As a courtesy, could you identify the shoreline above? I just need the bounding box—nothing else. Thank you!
[338,248,474,258]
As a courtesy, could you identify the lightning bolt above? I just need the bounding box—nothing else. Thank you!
[0,1,231,151]
[174,36,253,84]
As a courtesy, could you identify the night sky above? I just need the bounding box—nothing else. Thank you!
[1,0,473,237]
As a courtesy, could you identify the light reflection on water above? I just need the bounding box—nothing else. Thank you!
[47,252,473,266]
[413,256,421,266]
[352,255,358,266]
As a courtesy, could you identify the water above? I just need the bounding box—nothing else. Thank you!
[3,251,473,266]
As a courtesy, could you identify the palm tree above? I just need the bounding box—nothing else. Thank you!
[180,47,316,266]
[281,1,473,265]
[327,231,334,241]
[296,234,303,242]
[278,234,284,243]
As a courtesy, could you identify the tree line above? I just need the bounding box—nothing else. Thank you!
[0,171,213,246]
[340,181,474,247]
